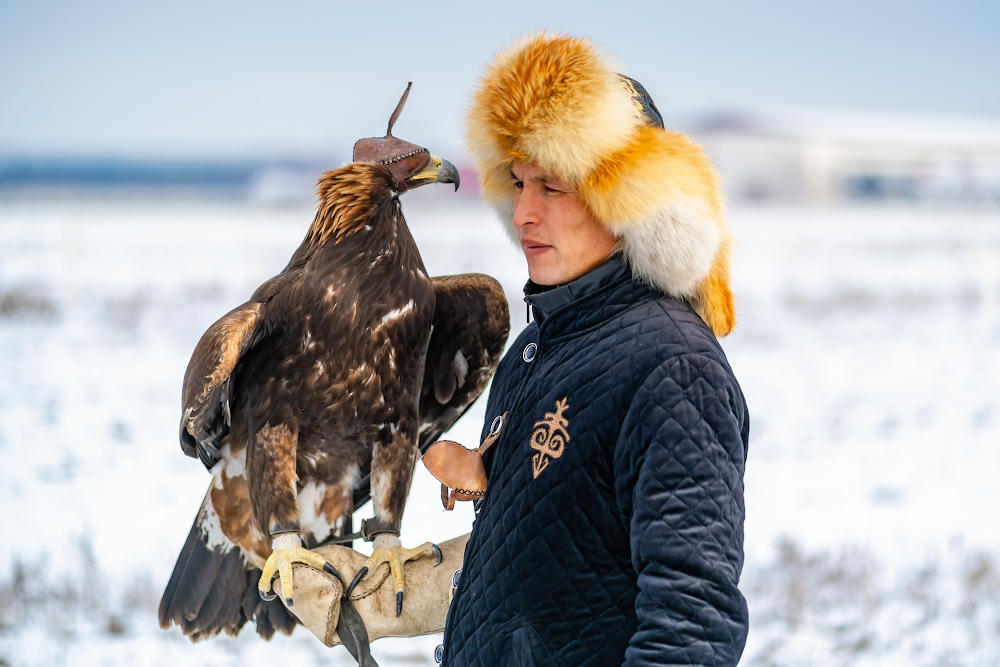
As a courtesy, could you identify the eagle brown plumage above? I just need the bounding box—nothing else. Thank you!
[158,85,510,642]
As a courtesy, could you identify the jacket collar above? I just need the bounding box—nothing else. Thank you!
[523,257,664,341]
[524,257,628,324]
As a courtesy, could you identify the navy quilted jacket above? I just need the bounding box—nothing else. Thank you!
[440,260,749,667]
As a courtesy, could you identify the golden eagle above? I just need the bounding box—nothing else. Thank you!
[158,85,509,641]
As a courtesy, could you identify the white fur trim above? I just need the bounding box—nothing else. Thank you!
[489,199,519,247]
[617,200,721,298]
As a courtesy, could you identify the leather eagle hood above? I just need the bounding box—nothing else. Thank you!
[465,32,736,337]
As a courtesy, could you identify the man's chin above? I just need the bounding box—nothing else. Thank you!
[528,255,613,287]
[527,265,573,287]
[526,260,557,287]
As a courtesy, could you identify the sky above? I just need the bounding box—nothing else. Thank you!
[1,0,998,161]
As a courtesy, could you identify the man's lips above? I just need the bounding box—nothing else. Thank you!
[520,239,552,258]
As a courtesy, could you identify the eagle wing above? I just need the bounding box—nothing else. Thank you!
[418,274,510,449]
[179,272,293,467]
[350,273,509,511]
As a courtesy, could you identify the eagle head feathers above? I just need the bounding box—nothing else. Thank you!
[307,83,462,247]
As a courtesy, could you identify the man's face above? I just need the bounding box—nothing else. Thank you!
[511,161,618,286]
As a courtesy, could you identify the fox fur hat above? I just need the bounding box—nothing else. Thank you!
[465,32,736,337]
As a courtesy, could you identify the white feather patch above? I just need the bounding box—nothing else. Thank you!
[209,443,245,489]
[197,496,235,554]
[296,464,359,543]
[372,299,415,332]
[272,533,301,551]
[453,350,469,388]
[297,480,330,543]
[342,463,360,492]
[373,533,402,550]
[371,465,390,519]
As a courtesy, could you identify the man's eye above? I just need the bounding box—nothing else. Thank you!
[513,181,524,189]
[544,185,562,194]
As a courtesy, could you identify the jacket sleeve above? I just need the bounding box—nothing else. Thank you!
[614,352,749,667]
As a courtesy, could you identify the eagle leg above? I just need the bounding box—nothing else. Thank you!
[358,423,442,614]
[258,533,341,606]
[357,535,443,616]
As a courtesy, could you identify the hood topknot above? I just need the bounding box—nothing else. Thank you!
[465,32,736,337]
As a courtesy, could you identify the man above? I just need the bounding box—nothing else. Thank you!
[440,33,749,666]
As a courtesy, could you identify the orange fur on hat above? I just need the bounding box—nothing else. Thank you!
[465,32,736,337]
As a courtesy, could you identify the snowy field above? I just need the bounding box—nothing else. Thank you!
[1,197,999,666]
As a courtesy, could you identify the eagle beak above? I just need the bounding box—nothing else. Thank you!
[404,155,461,192]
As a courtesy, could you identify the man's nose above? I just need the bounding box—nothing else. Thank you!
[512,188,540,228]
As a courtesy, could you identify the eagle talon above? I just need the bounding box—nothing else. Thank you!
[359,539,443,616]
[257,533,332,608]
[347,566,369,597]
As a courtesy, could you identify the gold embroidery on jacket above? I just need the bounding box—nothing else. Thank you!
[530,398,570,479]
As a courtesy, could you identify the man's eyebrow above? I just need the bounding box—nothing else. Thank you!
[510,169,553,184]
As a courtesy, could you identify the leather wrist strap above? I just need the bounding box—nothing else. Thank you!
[269,520,301,536]
[359,517,400,541]
[325,517,400,545]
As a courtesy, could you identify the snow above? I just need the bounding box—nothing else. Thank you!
[1,199,999,665]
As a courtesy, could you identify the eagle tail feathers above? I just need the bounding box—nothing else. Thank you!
[159,509,296,641]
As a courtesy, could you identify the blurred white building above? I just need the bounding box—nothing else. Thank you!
[690,109,1000,204]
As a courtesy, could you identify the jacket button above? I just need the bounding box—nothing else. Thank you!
[452,569,462,588]
[522,343,537,362]
[434,644,445,663]
[489,415,503,435]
